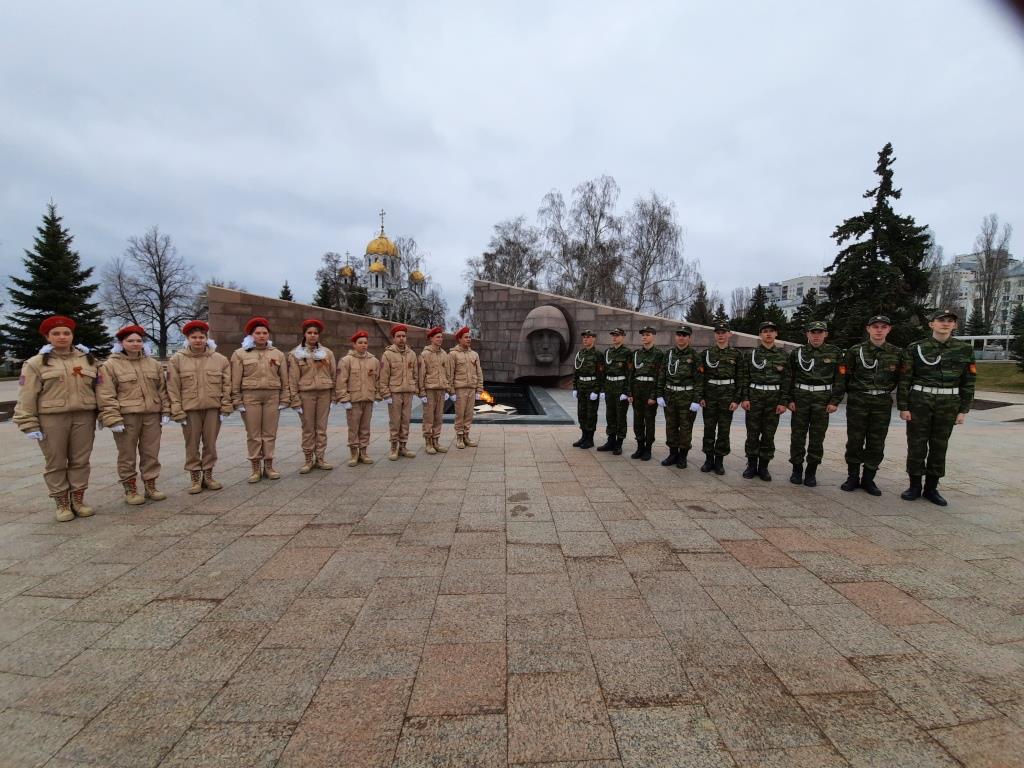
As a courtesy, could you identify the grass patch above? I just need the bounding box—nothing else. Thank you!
[976,361,1024,394]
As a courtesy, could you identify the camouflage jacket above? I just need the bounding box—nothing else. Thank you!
[629,346,665,396]
[844,341,901,396]
[897,336,976,414]
[789,343,846,405]
[602,345,632,390]
[741,344,790,405]
[572,347,604,390]
[656,346,703,401]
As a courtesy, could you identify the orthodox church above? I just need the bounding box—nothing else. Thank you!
[338,211,427,318]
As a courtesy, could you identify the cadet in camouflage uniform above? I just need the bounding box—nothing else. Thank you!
[740,321,790,481]
[572,329,604,449]
[700,322,743,475]
[787,320,845,488]
[897,309,976,506]
[655,325,704,468]
[840,315,901,496]
[597,328,631,456]
[629,326,665,461]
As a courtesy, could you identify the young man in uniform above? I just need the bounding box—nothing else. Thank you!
[787,321,845,487]
[629,326,665,461]
[450,326,484,449]
[656,325,703,468]
[379,324,419,460]
[841,315,901,495]
[740,321,790,481]
[699,322,742,475]
[572,329,603,449]
[336,330,379,466]
[897,309,976,506]
[287,319,338,473]
[596,327,631,455]
[418,326,452,455]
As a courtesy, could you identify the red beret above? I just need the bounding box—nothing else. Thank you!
[302,319,324,333]
[390,324,408,336]
[427,326,444,338]
[39,315,76,337]
[245,316,270,335]
[455,326,471,339]
[351,330,368,343]
[115,324,146,341]
[182,320,210,336]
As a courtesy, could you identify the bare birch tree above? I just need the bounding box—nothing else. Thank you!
[621,191,696,317]
[460,216,544,322]
[973,213,1013,332]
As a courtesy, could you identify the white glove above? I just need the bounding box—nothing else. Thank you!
[238,405,246,413]
[278,404,287,410]
[26,431,44,441]
[219,413,225,422]
[295,406,303,414]
[420,396,428,404]
[451,394,457,401]
[444,393,451,401]
[619,394,628,401]
[161,415,170,425]
[111,424,126,433]
[572,390,578,400]
[589,392,598,401]
[600,392,606,401]
[385,397,393,405]
[690,402,701,412]
[343,402,352,410]
[656,397,667,408]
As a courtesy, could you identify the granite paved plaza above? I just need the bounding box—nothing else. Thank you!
[1,391,1022,767]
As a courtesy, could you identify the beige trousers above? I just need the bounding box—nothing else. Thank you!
[300,389,332,456]
[113,412,162,481]
[454,387,476,436]
[422,389,446,439]
[387,392,414,443]
[346,401,373,449]
[37,411,96,496]
[182,408,221,471]
[242,389,281,460]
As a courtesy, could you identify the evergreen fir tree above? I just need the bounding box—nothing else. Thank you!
[712,303,729,326]
[965,303,988,337]
[1009,304,1024,372]
[787,288,825,342]
[279,281,295,301]
[312,276,335,309]
[685,280,715,326]
[1,202,107,359]
[824,143,931,348]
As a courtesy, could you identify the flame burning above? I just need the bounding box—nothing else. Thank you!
[478,390,495,405]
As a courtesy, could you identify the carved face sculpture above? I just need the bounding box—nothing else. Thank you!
[528,328,564,365]
[515,304,572,378]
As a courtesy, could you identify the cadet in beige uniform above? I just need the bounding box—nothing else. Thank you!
[450,326,483,449]
[231,316,288,483]
[97,324,170,505]
[288,318,337,473]
[418,325,452,454]
[167,320,232,493]
[14,315,99,522]
[336,329,379,466]
[379,323,419,460]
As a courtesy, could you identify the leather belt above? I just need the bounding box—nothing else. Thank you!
[666,384,694,392]
[912,385,959,395]
[707,378,735,385]
[749,384,780,391]
[796,384,832,392]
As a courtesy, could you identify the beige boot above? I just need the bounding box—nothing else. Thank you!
[247,459,262,484]
[389,442,399,461]
[399,442,416,458]
[433,437,448,453]
[456,434,466,449]
[347,447,359,467]
[70,489,94,517]
[424,437,437,455]
[143,479,167,501]
[262,460,280,480]
[202,469,223,491]
[54,492,74,522]
[299,452,315,474]
[463,433,478,447]
[358,448,374,465]
[316,454,333,471]
[188,470,203,494]
[122,478,145,506]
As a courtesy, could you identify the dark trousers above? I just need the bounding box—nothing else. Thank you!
[905,391,959,478]
[790,390,831,465]
[702,384,736,456]
[576,388,600,430]
[665,398,697,450]
[632,389,658,444]
[845,392,893,470]
[604,385,629,438]
[744,390,782,460]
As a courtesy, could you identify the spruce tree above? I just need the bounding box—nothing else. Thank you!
[713,303,729,326]
[1009,304,1024,372]
[2,202,107,359]
[685,280,715,326]
[824,143,931,348]
[965,303,988,337]
[279,281,295,301]
[312,276,334,309]
[787,288,824,342]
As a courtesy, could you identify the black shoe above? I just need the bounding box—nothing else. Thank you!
[840,463,860,492]
[923,475,948,506]
[676,451,688,469]
[700,453,715,473]
[661,448,679,467]
[860,468,881,496]
[803,463,818,488]
[789,463,803,484]
[742,458,758,479]
[900,475,922,501]
[612,438,623,456]
[596,437,615,452]
[713,455,725,475]
[572,431,586,448]
[630,442,643,459]
[640,442,652,461]
[579,430,595,449]
[757,458,772,482]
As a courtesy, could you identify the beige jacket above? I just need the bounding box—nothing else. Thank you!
[378,344,419,397]
[14,348,99,432]
[230,345,287,408]
[97,352,169,427]
[418,345,452,395]
[287,345,337,406]
[450,346,484,391]
[336,350,379,403]
[167,346,232,420]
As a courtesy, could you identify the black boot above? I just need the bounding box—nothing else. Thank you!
[789,462,803,485]
[676,451,688,469]
[803,462,818,488]
[700,453,715,473]
[630,441,644,459]
[612,437,623,456]
[661,448,679,467]
[840,463,860,492]
[757,458,772,481]
[900,475,922,501]
[742,457,758,479]
[572,430,586,448]
[713,455,725,475]
[922,475,948,506]
[640,442,653,461]
[596,435,615,452]
[579,430,595,449]
[860,468,882,496]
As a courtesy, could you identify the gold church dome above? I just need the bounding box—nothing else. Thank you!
[409,270,425,283]
[368,259,388,274]
[366,233,398,257]
[338,265,355,278]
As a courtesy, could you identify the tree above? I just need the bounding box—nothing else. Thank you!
[965,302,988,336]
[191,279,245,322]
[279,281,295,301]
[972,213,1013,333]
[786,288,827,342]
[621,191,697,317]
[461,216,544,322]
[735,284,787,336]
[686,280,715,326]
[313,252,345,311]
[98,226,198,358]
[2,202,107,359]
[1009,304,1024,372]
[824,142,932,348]
[729,287,751,322]
[713,302,729,325]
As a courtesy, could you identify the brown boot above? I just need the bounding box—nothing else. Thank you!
[463,433,478,447]
[70,489,94,517]
[123,478,145,506]
[316,454,333,471]
[247,459,262,484]
[433,437,448,453]
[143,479,167,501]
[262,460,280,480]
[424,437,437,455]
[299,452,315,474]
[347,447,359,467]
[188,470,203,494]
[399,442,416,458]
[202,469,223,490]
[389,442,399,461]
[54,492,74,522]
[358,448,374,465]
[456,434,466,449]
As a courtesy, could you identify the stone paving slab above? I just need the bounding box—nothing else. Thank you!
[0,389,1021,766]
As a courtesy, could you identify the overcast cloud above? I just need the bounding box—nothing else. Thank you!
[2,1,1023,321]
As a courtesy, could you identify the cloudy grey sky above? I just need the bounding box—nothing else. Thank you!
[2,1,1023,321]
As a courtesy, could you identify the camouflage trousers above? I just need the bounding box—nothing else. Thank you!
[603,384,629,438]
[744,389,782,461]
[905,390,959,478]
[790,390,832,465]
[632,387,658,444]
[844,392,893,471]
[664,392,698,450]
[702,383,736,456]
[576,386,600,431]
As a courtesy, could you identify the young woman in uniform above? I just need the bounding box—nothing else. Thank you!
[287,318,337,473]
[335,329,380,466]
